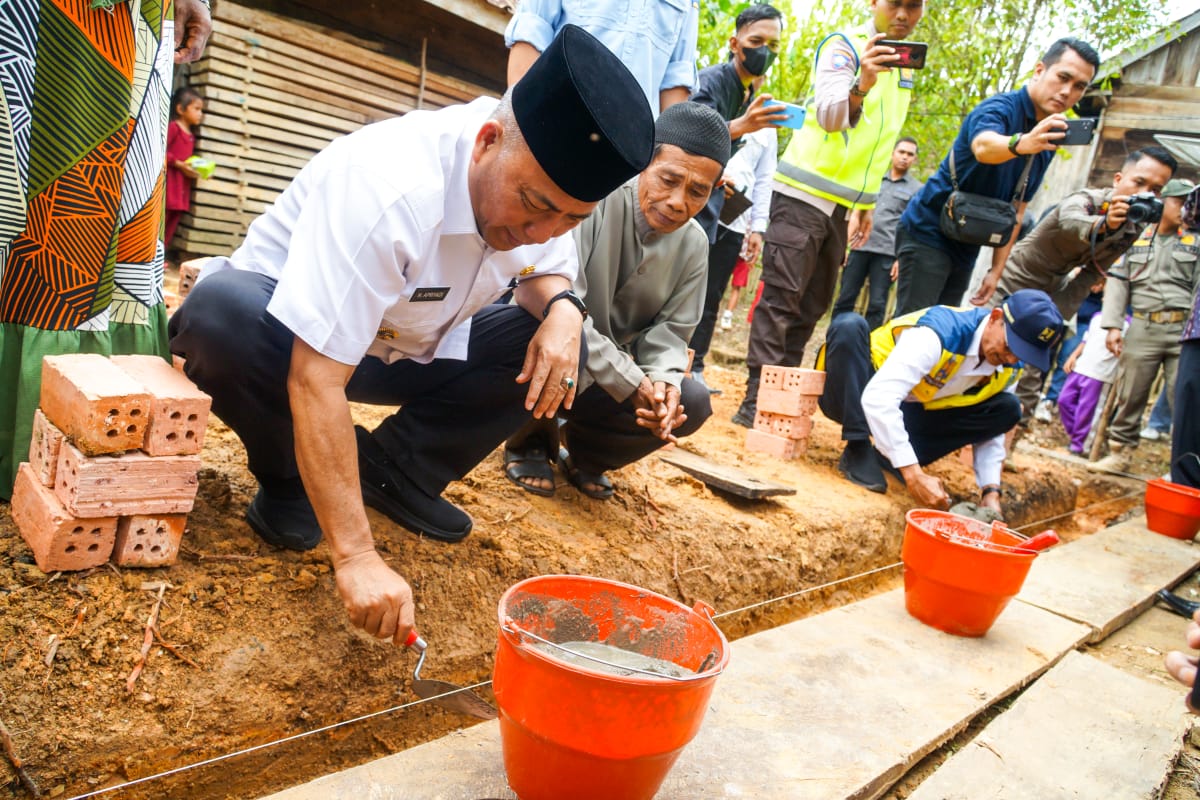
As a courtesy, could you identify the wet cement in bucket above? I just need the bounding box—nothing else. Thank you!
[529,640,691,679]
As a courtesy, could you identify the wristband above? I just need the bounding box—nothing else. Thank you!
[849,79,869,99]
[980,486,1001,498]
[1007,133,1022,156]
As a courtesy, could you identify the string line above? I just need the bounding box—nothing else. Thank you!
[63,490,1144,799]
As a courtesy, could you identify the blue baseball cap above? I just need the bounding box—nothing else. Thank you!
[1000,289,1064,372]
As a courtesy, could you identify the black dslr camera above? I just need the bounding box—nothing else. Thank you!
[1125,191,1164,226]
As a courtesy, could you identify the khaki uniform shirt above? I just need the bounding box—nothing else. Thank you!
[1101,229,1200,329]
[1004,187,1142,295]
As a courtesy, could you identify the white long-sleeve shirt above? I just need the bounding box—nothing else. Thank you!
[861,318,1010,488]
[721,127,777,235]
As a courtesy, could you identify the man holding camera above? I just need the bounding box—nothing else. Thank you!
[893,38,1100,316]
[991,146,1177,415]
[1089,178,1199,474]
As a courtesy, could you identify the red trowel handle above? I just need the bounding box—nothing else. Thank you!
[1021,529,1060,551]
[403,629,428,653]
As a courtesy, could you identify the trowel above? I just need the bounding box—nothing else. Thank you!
[403,630,498,720]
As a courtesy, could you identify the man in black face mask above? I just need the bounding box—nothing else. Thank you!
[689,3,787,244]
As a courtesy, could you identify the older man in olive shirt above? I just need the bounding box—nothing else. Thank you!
[990,146,1177,414]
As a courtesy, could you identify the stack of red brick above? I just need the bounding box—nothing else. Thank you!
[745,366,826,460]
[12,354,211,572]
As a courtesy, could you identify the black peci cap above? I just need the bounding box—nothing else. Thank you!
[512,24,655,203]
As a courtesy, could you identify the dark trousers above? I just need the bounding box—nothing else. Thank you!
[832,249,894,329]
[1172,339,1200,488]
[689,226,744,372]
[746,193,848,369]
[818,314,1022,461]
[168,270,565,498]
[894,224,974,316]
[562,377,712,473]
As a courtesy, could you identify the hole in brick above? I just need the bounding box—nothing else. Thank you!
[134,543,144,552]
[130,409,142,417]
[65,545,77,553]
[108,408,119,417]
[167,432,178,441]
[156,526,166,535]
[187,414,198,422]
[126,424,137,433]
[88,543,99,552]
[90,528,101,536]
[72,526,84,534]
[151,545,162,554]
[185,431,195,439]
[107,429,119,438]
[170,411,183,420]
[136,527,148,536]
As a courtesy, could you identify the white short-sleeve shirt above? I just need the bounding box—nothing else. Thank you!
[218,97,578,366]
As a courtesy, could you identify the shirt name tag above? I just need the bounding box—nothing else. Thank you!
[410,287,451,302]
[898,69,915,89]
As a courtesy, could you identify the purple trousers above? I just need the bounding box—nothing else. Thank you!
[1058,372,1105,453]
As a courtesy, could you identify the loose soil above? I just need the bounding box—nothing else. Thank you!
[0,305,1162,800]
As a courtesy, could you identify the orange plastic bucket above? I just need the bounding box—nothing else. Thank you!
[901,509,1039,637]
[493,575,729,800]
[1145,478,1200,540]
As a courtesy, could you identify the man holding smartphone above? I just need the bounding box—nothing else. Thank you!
[731,0,925,484]
[992,146,1177,417]
[894,38,1101,315]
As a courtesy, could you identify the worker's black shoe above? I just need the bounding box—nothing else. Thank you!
[355,426,472,543]
[838,440,886,493]
[731,405,755,428]
[1157,589,1200,619]
[245,486,323,551]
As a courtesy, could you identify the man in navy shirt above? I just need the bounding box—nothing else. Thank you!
[894,38,1100,315]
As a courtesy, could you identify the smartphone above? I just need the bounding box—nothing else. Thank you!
[720,185,753,225]
[767,101,805,129]
[1059,117,1097,146]
[878,40,928,70]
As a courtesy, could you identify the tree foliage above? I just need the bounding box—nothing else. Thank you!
[698,0,1169,176]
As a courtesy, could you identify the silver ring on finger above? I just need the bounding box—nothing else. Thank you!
[560,376,575,391]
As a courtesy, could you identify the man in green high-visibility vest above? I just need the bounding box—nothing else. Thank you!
[732,0,926,429]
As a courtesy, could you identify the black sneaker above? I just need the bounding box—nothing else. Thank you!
[731,404,756,428]
[355,426,472,543]
[838,441,886,493]
[245,487,322,551]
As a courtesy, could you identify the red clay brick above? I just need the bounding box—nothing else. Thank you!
[163,289,180,317]
[744,428,808,460]
[111,355,211,456]
[757,389,820,417]
[55,442,201,517]
[39,354,151,456]
[113,514,187,567]
[177,258,206,299]
[761,366,826,395]
[11,463,117,572]
[29,409,65,486]
[753,410,813,440]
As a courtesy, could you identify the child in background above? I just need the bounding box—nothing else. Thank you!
[165,87,204,255]
[720,254,752,330]
[1059,312,1124,454]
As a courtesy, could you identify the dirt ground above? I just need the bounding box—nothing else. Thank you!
[0,301,1169,800]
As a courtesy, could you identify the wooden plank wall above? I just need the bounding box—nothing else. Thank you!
[179,0,496,254]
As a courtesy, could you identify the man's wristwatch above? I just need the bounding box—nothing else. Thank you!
[542,289,588,320]
[1007,133,1022,156]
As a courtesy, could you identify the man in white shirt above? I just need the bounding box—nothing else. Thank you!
[168,26,654,647]
[816,289,1063,515]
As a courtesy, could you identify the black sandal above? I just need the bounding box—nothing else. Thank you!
[504,440,556,497]
[558,447,613,500]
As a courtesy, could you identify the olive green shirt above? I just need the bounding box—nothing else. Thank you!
[1100,229,1200,329]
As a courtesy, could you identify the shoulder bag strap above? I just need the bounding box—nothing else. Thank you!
[1009,155,1035,205]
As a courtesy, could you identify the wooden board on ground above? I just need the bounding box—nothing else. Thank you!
[264,589,1089,800]
[907,650,1193,800]
[659,448,795,498]
[1017,514,1200,642]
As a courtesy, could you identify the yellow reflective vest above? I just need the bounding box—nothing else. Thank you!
[775,28,914,210]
